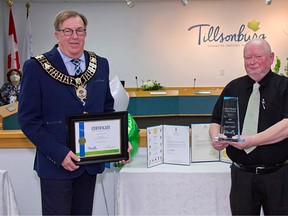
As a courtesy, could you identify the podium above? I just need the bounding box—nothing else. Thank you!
[0,103,20,130]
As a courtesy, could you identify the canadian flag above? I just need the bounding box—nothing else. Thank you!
[7,7,21,70]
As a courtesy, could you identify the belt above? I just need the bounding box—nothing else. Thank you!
[233,160,288,175]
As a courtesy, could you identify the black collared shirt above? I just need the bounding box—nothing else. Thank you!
[211,71,288,165]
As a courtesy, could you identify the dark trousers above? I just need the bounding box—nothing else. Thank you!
[40,170,97,215]
[230,164,288,215]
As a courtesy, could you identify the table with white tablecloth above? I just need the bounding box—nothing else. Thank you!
[0,169,19,215]
[116,150,232,215]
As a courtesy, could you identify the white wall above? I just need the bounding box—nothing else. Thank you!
[1,0,288,88]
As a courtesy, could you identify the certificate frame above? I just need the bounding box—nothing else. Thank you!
[67,111,129,165]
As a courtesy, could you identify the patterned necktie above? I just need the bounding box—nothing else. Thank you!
[71,59,86,105]
[71,59,82,76]
[242,82,260,154]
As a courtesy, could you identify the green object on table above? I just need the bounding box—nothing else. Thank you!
[115,113,140,167]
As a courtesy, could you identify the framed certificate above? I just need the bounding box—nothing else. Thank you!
[66,111,129,165]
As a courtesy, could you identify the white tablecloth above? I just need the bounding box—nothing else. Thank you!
[116,150,232,215]
[0,170,19,215]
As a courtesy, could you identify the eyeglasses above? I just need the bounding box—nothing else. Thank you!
[57,28,86,36]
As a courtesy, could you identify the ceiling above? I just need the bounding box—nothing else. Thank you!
[3,0,238,2]
[6,0,179,2]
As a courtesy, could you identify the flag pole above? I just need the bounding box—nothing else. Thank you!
[22,1,33,67]
[7,0,13,8]
[25,2,30,18]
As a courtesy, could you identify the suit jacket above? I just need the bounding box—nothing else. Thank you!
[18,45,114,179]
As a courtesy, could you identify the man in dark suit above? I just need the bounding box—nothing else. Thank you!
[18,10,130,215]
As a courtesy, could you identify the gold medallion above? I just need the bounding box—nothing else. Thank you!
[78,137,86,145]
[76,86,87,100]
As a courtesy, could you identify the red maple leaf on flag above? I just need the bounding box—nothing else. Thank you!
[8,7,21,70]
